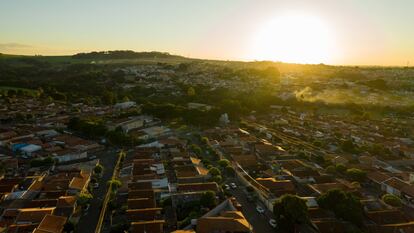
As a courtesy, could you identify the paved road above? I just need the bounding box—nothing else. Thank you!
[229,183,277,233]
[76,149,118,233]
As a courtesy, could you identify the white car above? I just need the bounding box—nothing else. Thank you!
[256,206,265,214]
[269,219,277,228]
[230,183,237,189]
[223,184,230,190]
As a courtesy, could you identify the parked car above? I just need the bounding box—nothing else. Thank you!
[256,206,265,214]
[223,184,230,191]
[230,183,237,189]
[269,219,277,228]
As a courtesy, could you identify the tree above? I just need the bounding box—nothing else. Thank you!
[208,167,221,176]
[201,137,209,145]
[382,194,402,207]
[341,139,358,154]
[225,165,235,177]
[317,189,363,226]
[335,164,347,174]
[200,191,216,208]
[218,159,230,168]
[187,86,196,96]
[77,192,93,206]
[346,168,366,182]
[211,175,222,183]
[191,144,202,155]
[94,164,104,175]
[273,194,310,233]
[325,165,336,174]
[108,179,122,191]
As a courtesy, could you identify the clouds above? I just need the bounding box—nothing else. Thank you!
[0,42,32,50]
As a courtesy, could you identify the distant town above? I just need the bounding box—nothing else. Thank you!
[0,51,414,233]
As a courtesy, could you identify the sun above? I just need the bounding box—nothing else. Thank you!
[249,13,336,64]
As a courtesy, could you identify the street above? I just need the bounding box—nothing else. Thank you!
[228,182,277,233]
[76,149,118,233]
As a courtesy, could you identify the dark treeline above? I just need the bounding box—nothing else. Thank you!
[72,50,185,60]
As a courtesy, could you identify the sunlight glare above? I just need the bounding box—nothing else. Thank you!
[249,13,337,64]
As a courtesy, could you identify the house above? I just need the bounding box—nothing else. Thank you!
[277,160,320,183]
[107,116,153,133]
[381,177,414,206]
[127,208,162,221]
[54,196,77,218]
[232,154,257,168]
[177,182,219,193]
[15,207,55,225]
[52,149,88,163]
[256,178,296,197]
[114,101,136,110]
[187,102,212,111]
[129,220,165,233]
[309,181,357,195]
[67,170,91,194]
[33,214,67,233]
[128,197,156,209]
[197,211,252,233]
[313,219,347,233]
[366,209,408,225]
[367,171,392,189]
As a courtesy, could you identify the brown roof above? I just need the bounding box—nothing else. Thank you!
[7,223,38,233]
[33,214,67,233]
[367,171,392,184]
[366,210,408,225]
[367,221,414,233]
[383,177,408,191]
[25,199,58,208]
[127,208,162,221]
[129,220,165,233]
[309,182,354,195]
[196,211,252,233]
[68,171,90,191]
[15,207,55,224]
[177,182,218,193]
[128,190,154,199]
[256,178,296,197]
[129,182,152,190]
[313,220,346,233]
[56,196,76,208]
[128,198,156,209]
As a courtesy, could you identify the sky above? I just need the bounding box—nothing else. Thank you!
[1,0,414,66]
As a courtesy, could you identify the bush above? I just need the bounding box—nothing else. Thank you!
[108,179,122,191]
[382,194,402,207]
[77,192,93,206]
[218,159,230,168]
[346,168,366,182]
[94,164,104,175]
[208,167,221,176]
[335,164,347,174]
[325,165,336,174]
[200,191,216,208]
